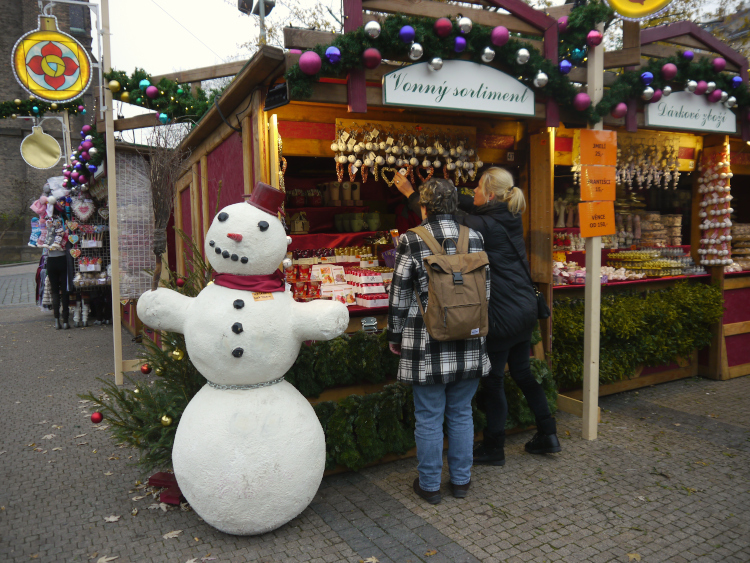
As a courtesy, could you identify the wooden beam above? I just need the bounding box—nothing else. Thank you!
[484,0,556,32]
[724,276,750,290]
[528,130,553,283]
[640,44,739,71]
[557,394,601,421]
[544,4,573,18]
[728,362,750,379]
[242,113,253,195]
[151,60,249,84]
[174,185,185,276]
[283,27,338,50]
[251,90,265,187]
[343,0,367,113]
[565,363,696,400]
[96,112,160,133]
[724,320,750,337]
[567,68,618,86]
[602,47,641,69]
[191,164,201,253]
[201,156,209,237]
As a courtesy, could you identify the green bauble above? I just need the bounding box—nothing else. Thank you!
[177,88,184,95]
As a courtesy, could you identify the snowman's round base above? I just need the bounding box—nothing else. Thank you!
[173,381,325,535]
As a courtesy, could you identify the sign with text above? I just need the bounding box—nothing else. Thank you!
[382,60,535,116]
[579,130,617,166]
[579,201,616,238]
[580,166,616,202]
[645,91,737,133]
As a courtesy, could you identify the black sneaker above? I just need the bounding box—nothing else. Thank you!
[450,480,471,499]
[473,442,506,466]
[524,432,562,454]
[413,478,441,504]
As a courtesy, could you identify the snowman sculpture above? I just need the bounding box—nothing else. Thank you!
[137,183,348,535]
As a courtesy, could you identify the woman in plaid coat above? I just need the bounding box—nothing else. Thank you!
[387,178,490,505]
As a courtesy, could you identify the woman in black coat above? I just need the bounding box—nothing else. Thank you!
[399,168,560,465]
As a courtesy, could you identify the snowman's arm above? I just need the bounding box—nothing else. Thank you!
[137,288,193,334]
[292,299,349,341]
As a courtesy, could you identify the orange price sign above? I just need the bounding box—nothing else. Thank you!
[578,201,616,238]
[579,130,617,166]
[580,166,616,202]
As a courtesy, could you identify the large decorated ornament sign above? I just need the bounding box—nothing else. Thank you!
[603,0,673,21]
[20,125,61,169]
[12,16,92,102]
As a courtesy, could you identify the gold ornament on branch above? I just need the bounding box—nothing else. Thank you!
[171,348,185,361]
[161,415,173,427]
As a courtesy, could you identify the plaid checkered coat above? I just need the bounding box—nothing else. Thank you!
[387,214,491,385]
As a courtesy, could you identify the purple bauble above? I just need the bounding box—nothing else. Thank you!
[75,163,84,171]
[145,85,159,99]
[641,71,654,85]
[651,89,663,103]
[88,164,97,172]
[325,46,341,64]
[587,30,603,47]
[695,80,708,95]
[683,50,694,61]
[363,48,381,69]
[712,57,726,72]
[63,170,71,177]
[434,17,453,38]
[82,124,91,134]
[707,89,723,103]
[454,36,467,53]
[80,152,90,161]
[661,63,678,81]
[573,92,591,111]
[733,76,743,89]
[299,51,322,75]
[491,26,510,47]
[81,141,93,151]
[611,102,628,118]
[71,171,79,180]
[399,25,416,43]
[559,60,572,74]
[77,105,84,111]
[558,16,568,33]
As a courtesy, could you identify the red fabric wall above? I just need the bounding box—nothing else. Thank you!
[180,187,192,266]
[207,132,244,217]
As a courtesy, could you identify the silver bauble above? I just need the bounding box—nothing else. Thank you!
[347,154,356,163]
[726,96,737,108]
[720,91,729,103]
[481,47,495,63]
[641,86,654,101]
[88,148,98,156]
[331,142,339,152]
[429,57,443,71]
[364,21,381,39]
[409,157,419,166]
[282,258,293,270]
[457,16,472,34]
[706,81,716,93]
[686,80,697,93]
[422,159,431,168]
[662,85,672,97]
[85,135,93,141]
[364,158,373,167]
[433,160,441,168]
[516,48,530,64]
[354,159,362,168]
[409,43,424,61]
[375,156,385,165]
[533,71,548,88]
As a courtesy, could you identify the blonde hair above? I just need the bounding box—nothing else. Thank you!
[479,167,526,215]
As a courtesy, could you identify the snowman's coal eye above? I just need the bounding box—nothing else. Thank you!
[218,212,229,222]
[258,221,269,232]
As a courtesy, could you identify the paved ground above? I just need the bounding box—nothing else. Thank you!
[1,266,749,563]
[0,262,37,307]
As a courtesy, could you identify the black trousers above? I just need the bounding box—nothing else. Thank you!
[47,256,69,322]
[484,338,552,435]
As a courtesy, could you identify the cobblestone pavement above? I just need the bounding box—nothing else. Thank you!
[1,304,749,563]
[0,263,37,307]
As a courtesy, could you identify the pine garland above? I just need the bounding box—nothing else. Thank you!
[0,96,85,120]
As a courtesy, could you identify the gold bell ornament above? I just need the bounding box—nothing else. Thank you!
[171,348,185,361]
[161,415,173,427]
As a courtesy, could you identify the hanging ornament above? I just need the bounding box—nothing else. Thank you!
[91,412,103,424]
[454,36,467,53]
[481,47,495,63]
[158,113,168,124]
[299,51,322,75]
[32,106,39,114]
[586,30,603,47]
[725,96,737,108]
[732,76,743,89]
[364,21,381,39]
[14,99,21,106]
[161,415,173,427]
[87,164,97,172]
[50,103,57,110]
[694,80,708,95]
[141,364,152,375]
[662,85,672,97]
[120,91,130,103]
[171,348,185,361]
[611,102,628,118]
[516,48,530,64]
[146,85,158,99]
[559,60,572,74]
[457,16,472,34]
[650,89,663,103]
[176,88,184,95]
[558,16,569,33]
[683,50,694,61]
[685,80,697,93]
[429,57,443,71]
[660,63,678,81]
[108,80,121,93]
[434,17,452,37]
[712,57,726,72]
[325,46,341,64]
[707,89,722,103]
[491,26,509,47]
[88,147,97,156]
[77,105,84,111]
[573,92,591,111]
[641,71,654,85]
[81,109,86,115]
[570,47,586,65]
[363,48,381,69]
[139,78,150,89]
[409,43,424,61]
[399,25,416,43]
[533,71,548,88]
[641,86,654,101]
[720,91,729,103]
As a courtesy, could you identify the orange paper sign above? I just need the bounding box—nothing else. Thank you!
[579,130,617,166]
[580,166,616,202]
[578,201,616,238]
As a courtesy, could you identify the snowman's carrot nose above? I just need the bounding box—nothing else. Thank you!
[227,233,243,242]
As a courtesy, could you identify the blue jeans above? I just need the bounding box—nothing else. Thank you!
[412,378,481,492]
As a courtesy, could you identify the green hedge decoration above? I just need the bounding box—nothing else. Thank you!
[550,282,725,389]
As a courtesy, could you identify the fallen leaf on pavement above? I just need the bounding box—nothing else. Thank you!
[163,530,183,539]
[52,447,63,451]
[160,503,169,512]
[52,425,63,429]
[147,503,161,510]
[132,496,145,501]
[104,515,121,523]
[0,451,6,455]
[186,560,198,563]
[29,554,39,559]
[363,558,380,563]
[425,551,437,557]
[77,442,88,446]
[36,421,48,424]
[42,434,55,440]
[104,472,113,476]
[627,554,641,562]
[96,557,118,563]
[131,508,138,516]
[79,400,90,404]
[75,434,87,438]
[96,425,110,431]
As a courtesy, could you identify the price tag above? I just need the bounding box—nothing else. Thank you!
[252,292,274,302]
[579,130,617,166]
[578,201,616,237]
[580,166,616,201]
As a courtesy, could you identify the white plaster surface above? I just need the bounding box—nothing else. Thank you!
[173,382,325,536]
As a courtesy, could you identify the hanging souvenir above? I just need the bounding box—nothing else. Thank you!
[20,125,61,169]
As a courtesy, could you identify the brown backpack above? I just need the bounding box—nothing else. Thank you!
[409,225,489,342]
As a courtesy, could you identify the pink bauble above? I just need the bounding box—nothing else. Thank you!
[80,151,90,161]
[651,89,663,103]
[362,48,381,69]
[71,172,79,181]
[81,141,93,151]
[707,89,723,103]
[434,17,453,38]
[573,92,591,111]
[146,85,159,99]
[289,49,302,54]
[299,51,322,75]
[558,16,568,33]
[586,30,603,47]
[63,170,71,177]
[81,124,92,134]
[491,26,510,47]
[611,102,628,118]
[661,63,678,81]
[713,57,726,72]
[694,80,708,95]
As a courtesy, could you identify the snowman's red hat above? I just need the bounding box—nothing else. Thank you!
[243,182,285,216]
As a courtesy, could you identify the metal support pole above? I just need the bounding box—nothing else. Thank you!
[258,0,266,44]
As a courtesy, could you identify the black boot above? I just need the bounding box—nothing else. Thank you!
[54,318,61,330]
[473,431,505,466]
[525,417,561,454]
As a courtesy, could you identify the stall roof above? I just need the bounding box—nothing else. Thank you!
[178,45,286,153]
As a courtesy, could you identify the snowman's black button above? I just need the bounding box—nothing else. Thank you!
[215,247,222,254]
[240,256,248,264]
[232,322,243,334]
[222,250,230,258]
[209,240,215,247]
[233,299,244,309]
[218,212,229,222]
[232,347,244,358]
[231,254,239,261]
[258,221,269,232]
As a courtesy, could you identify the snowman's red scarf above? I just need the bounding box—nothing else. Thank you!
[213,270,286,292]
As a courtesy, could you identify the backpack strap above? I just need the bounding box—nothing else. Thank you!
[456,225,469,255]
[409,225,444,256]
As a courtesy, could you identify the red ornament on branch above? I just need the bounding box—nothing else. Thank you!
[176,278,185,288]
[141,363,152,375]
[91,412,103,424]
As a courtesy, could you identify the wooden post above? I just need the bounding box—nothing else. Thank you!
[343,0,366,113]
[100,0,125,385]
[201,156,210,236]
[582,23,605,441]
